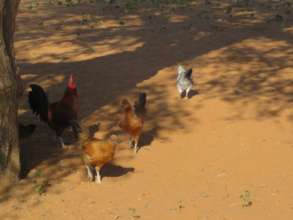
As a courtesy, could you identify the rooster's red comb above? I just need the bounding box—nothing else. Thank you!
[67,74,76,89]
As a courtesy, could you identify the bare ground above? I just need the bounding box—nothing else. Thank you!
[1,0,293,219]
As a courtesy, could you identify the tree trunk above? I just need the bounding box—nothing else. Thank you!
[0,0,21,182]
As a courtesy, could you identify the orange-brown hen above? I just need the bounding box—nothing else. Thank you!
[80,124,117,184]
[118,92,147,153]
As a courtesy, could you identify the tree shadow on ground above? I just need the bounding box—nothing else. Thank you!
[196,32,293,120]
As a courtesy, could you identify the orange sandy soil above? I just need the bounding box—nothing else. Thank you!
[1,0,293,219]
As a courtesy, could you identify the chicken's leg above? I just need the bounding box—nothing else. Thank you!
[177,86,184,99]
[186,87,191,99]
[134,142,138,153]
[58,137,65,149]
[133,136,139,153]
[129,137,134,148]
[86,165,94,181]
[95,167,101,184]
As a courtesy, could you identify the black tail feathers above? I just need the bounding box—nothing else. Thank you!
[134,92,147,117]
[28,84,49,122]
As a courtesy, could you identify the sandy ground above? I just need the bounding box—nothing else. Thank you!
[1,0,293,219]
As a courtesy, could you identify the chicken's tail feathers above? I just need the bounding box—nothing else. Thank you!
[177,65,192,80]
[28,84,49,122]
[185,68,193,80]
[134,92,147,117]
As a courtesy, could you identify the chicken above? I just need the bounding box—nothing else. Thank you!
[176,65,193,99]
[79,124,118,184]
[118,93,147,153]
[18,123,36,139]
[28,74,81,148]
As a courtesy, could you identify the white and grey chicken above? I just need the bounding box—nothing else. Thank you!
[176,65,193,99]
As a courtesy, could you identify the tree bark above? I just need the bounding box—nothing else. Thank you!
[0,0,21,181]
